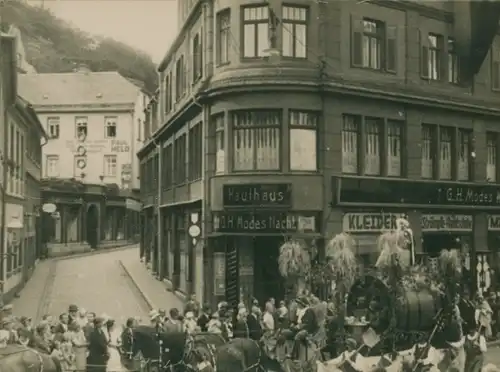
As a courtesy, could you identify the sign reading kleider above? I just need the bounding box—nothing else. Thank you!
[421,214,473,232]
[342,213,405,233]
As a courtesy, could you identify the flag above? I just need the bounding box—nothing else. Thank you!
[362,327,381,348]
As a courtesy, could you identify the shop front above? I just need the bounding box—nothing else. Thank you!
[486,215,500,292]
[333,176,500,294]
[342,211,408,268]
[207,182,321,308]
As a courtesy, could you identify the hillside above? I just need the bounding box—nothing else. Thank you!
[2,1,158,93]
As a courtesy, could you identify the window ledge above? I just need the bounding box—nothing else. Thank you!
[492,87,500,93]
[351,65,397,75]
[216,62,230,68]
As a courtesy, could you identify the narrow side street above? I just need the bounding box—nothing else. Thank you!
[12,246,183,325]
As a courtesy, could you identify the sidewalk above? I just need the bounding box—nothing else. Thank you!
[119,250,184,312]
[10,260,56,322]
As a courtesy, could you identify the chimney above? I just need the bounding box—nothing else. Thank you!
[73,64,92,73]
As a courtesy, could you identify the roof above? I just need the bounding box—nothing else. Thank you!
[18,71,141,107]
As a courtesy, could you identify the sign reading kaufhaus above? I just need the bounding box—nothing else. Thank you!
[212,212,318,233]
[337,176,500,207]
[223,184,292,207]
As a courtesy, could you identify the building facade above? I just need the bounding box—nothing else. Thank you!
[138,0,500,307]
[0,34,45,303]
[19,70,145,256]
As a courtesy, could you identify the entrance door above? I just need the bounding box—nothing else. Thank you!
[86,205,98,249]
[254,236,284,304]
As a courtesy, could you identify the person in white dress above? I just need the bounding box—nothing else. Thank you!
[104,318,126,372]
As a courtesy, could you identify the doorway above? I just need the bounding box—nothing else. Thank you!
[253,236,284,304]
[86,205,98,249]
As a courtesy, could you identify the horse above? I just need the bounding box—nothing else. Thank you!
[130,326,227,372]
[0,344,61,372]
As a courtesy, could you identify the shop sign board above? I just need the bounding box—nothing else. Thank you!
[336,176,500,207]
[421,214,473,232]
[212,211,318,233]
[223,183,292,207]
[342,212,405,233]
[488,215,500,230]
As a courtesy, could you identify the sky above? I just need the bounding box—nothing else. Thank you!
[27,0,178,64]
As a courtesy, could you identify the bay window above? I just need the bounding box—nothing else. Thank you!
[289,111,318,171]
[232,110,280,171]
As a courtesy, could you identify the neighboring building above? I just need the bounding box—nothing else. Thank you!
[2,25,36,74]
[138,0,500,306]
[18,69,146,256]
[0,34,45,303]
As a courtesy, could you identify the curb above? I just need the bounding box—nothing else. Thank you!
[54,244,138,261]
[118,260,155,311]
[35,260,57,323]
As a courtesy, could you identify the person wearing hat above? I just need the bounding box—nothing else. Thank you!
[68,304,79,324]
[207,312,222,334]
[1,317,18,345]
[149,310,162,328]
[1,304,13,318]
[87,317,109,372]
[32,323,52,354]
[184,294,200,317]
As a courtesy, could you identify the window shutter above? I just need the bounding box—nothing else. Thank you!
[386,25,397,73]
[351,15,363,66]
[420,31,429,78]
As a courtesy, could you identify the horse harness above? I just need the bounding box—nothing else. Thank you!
[0,345,45,372]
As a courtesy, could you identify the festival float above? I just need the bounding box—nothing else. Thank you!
[318,218,475,372]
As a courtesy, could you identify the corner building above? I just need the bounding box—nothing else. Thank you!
[138,0,500,307]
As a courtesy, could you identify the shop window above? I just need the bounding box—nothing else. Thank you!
[232,110,281,171]
[364,117,382,175]
[421,124,436,179]
[387,120,402,176]
[487,132,498,182]
[458,129,472,181]
[188,123,202,181]
[213,114,225,174]
[342,115,359,174]
[289,110,318,171]
[439,126,453,180]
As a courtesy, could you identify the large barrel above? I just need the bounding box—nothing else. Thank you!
[346,275,442,333]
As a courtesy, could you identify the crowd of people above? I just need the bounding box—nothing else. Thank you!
[0,289,496,372]
[0,292,325,372]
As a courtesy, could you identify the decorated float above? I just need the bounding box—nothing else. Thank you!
[315,218,477,372]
